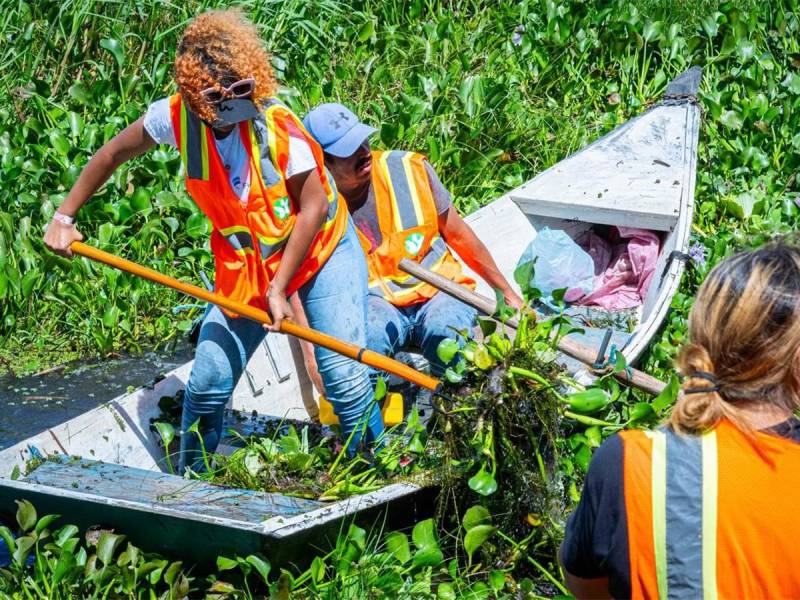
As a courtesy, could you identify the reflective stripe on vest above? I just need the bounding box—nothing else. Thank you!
[179,101,210,180]
[648,427,719,600]
[365,150,475,306]
[368,236,448,297]
[382,151,426,232]
[219,225,255,256]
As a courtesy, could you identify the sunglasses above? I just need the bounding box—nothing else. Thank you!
[200,77,256,105]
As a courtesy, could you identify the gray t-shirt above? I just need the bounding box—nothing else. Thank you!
[353,161,452,252]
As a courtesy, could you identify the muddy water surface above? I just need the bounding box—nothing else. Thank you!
[0,342,194,451]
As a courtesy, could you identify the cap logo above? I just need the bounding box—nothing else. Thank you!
[329,111,350,130]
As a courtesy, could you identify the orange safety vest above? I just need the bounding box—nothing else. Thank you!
[360,150,475,306]
[169,94,347,310]
[621,419,800,599]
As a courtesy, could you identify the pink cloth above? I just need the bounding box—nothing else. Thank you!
[575,227,661,311]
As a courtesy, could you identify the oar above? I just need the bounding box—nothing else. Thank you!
[398,258,667,396]
[71,242,441,392]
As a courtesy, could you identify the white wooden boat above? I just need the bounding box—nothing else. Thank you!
[0,68,701,564]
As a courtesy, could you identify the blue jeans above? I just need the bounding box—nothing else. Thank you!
[367,292,477,378]
[179,222,383,473]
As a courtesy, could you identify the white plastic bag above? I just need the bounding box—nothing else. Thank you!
[515,228,595,304]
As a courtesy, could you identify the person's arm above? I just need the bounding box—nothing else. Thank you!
[288,293,326,397]
[44,117,156,257]
[438,207,524,309]
[265,168,328,332]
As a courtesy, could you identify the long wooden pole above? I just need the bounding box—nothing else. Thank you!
[398,258,666,396]
[71,242,441,392]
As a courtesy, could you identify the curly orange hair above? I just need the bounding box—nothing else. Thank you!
[174,9,276,123]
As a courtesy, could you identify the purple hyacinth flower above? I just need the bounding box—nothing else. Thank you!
[688,241,706,268]
[512,24,525,47]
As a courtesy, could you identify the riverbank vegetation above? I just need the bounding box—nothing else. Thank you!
[2,0,795,377]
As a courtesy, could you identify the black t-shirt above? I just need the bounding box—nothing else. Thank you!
[560,417,800,598]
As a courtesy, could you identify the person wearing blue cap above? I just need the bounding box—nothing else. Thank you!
[293,103,523,393]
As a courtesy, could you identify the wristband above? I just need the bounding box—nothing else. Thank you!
[52,212,75,226]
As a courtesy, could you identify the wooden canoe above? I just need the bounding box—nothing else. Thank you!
[0,67,701,563]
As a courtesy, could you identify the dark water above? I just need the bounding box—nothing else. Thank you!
[0,342,194,451]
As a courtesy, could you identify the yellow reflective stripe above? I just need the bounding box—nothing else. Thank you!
[380,152,404,233]
[219,225,251,236]
[180,102,188,173]
[650,429,668,600]
[200,123,209,181]
[248,121,264,183]
[702,431,718,600]
[402,152,425,226]
[264,105,280,170]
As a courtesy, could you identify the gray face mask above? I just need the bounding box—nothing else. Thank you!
[210,99,260,128]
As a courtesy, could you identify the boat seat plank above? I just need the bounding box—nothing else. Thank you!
[24,459,322,524]
[510,105,692,232]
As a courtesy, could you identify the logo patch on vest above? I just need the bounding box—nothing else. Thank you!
[273,196,291,221]
[404,232,425,256]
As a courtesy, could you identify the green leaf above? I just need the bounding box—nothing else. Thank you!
[12,536,34,566]
[15,500,36,532]
[154,422,175,447]
[357,19,375,43]
[444,367,463,383]
[489,570,506,591]
[653,375,679,413]
[385,531,411,564]
[468,466,497,496]
[720,110,743,130]
[164,560,182,585]
[411,519,444,567]
[436,338,459,365]
[186,213,209,239]
[642,20,664,43]
[0,527,15,555]
[782,73,800,95]
[373,375,387,402]
[9,465,19,480]
[216,555,238,571]
[564,388,610,413]
[49,130,70,156]
[628,402,656,422]
[68,83,91,105]
[464,524,497,562]
[96,531,125,565]
[131,188,151,212]
[462,505,491,531]
[100,37,125,68]
[246,555,271,584]
[437,582,456,600]
[476,316,497,337]
[35,513,60,535]
[473,345,495,370]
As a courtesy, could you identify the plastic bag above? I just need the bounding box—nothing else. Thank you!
[515,228,595,305]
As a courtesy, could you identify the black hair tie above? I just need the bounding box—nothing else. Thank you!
[684,370,721,394]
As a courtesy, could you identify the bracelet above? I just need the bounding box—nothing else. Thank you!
[52,212,75,226]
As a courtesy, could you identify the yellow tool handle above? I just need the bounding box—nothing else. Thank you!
[71,242,441,391]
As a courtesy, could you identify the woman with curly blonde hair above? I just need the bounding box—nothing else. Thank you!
[561,241,800,599]
[44,10,383,472]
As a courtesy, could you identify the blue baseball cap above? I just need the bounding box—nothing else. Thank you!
[302,103,377,158]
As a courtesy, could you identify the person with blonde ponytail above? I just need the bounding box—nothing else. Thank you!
[560,241,800,599]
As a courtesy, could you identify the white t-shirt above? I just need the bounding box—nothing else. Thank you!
[143,97,317,201]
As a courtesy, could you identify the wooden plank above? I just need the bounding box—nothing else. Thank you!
[510,105,691,232]
[25,459,322,524]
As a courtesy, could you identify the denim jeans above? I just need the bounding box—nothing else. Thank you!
[179,221,383,473]
[366,291,477,378]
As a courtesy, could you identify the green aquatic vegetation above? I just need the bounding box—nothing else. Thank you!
[0,499,532,599]
[152,397,443,501]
